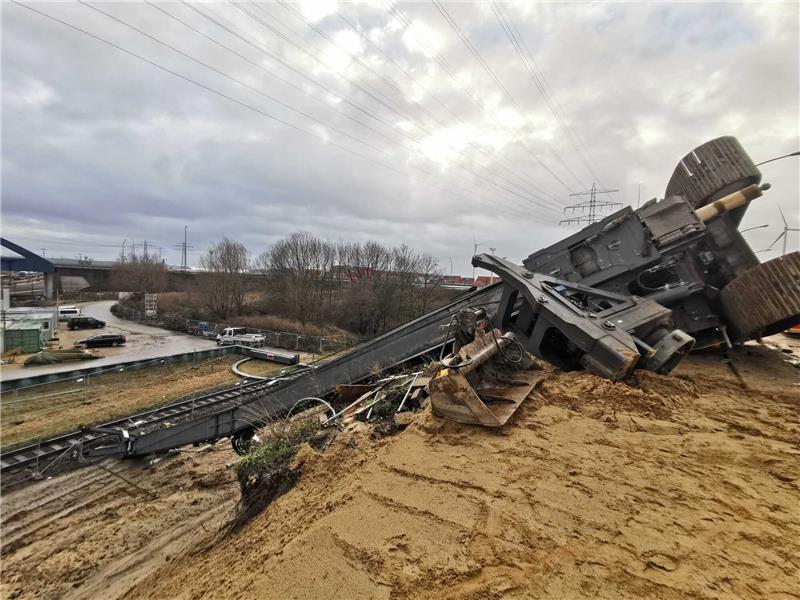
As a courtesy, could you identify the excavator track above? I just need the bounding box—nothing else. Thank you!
[720,251,800,341]
[665,136,762,209]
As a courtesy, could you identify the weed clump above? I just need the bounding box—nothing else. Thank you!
[235,419,319,481]
[228,418,322,533]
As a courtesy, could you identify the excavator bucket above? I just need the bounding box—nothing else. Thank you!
[428,327,543,427]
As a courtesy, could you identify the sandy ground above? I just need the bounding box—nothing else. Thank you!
[2,339,799,600]
[0,447,238,600]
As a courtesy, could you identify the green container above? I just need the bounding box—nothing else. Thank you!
[3,320,46,354]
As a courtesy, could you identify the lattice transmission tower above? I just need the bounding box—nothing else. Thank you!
[559,182,621,226]
[174,226,194,270]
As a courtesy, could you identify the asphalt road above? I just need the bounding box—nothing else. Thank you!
[2,301,218,382]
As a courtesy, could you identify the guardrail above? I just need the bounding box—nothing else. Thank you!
[0,344,298,392]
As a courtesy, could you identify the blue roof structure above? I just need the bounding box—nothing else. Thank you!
[1,238,55,273]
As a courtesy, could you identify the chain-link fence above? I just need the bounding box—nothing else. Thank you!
[111,303,352,353]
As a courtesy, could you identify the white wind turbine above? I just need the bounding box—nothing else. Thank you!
[766,206,800,255]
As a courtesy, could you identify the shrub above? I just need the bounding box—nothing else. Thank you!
[235,419,320,480]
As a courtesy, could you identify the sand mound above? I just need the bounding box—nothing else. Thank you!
[119,347,800,600]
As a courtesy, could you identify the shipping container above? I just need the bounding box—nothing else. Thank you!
[2,320,47,353]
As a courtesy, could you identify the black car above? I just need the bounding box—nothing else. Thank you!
[67,316,106,330]
[77,333,126,348]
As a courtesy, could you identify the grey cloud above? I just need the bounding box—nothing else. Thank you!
[2,1,798,275]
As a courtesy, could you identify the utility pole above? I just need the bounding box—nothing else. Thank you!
[174,225,193,270]
[560,182,621,226]
[637,183,642,209]
[40,248,46,257]
[120,239,126,263]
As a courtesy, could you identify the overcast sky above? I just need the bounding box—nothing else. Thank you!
[2,1,798,275]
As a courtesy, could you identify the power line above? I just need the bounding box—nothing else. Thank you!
[431,0,586,192]
[8,2,445,205]
[276,0,422,122]
[336,9,566,208]
[213,3,561,216]
[491,2,621,204]
[381,2,568,206]
[185,1,413,147]
[79,1,385,155]
[147,1,408,148]
[250,1,562,213]
[10,237,125,248]
[756,150,800,166]
[155,1,560,213]
[242,1,567,214]
[11,1,550,222]
[234,1,418,130]
[394,1,577,197]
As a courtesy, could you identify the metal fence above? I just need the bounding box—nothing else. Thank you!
[0,352,235,452]
[111,303,352,353]
[1,346,237,392]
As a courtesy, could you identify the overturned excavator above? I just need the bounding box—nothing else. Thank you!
[520,136,798,349]
[75,136,800,457]
[428,137,799,425]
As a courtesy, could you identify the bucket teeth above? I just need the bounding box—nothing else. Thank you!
[428,329,542,427]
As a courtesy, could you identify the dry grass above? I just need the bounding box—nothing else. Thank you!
[149,290,353,340]
[1,356,241,447]
[235,314,349,338]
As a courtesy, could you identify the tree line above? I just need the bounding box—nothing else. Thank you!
[114,232,448,337]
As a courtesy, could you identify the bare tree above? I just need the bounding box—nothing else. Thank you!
[417,252,444,313]
[200,238,249,318]
[112,254,168,295]
[256,231,452,336]
[264,232,326,325]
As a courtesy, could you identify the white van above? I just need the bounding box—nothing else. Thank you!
[57,305,82,321]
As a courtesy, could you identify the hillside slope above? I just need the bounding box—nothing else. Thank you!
[124,344,800,600]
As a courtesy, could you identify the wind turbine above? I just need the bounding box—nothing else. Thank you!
[766,206,800,255]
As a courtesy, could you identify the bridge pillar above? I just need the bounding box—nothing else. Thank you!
[45,272,58,300]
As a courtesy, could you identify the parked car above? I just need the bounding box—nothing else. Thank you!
[67,316,106,330]
[77,333,126,348]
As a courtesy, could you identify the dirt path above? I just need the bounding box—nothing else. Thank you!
[0,446,238,600]
[2,341,799,600]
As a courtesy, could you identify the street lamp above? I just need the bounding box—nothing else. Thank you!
[755,151,800,166]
